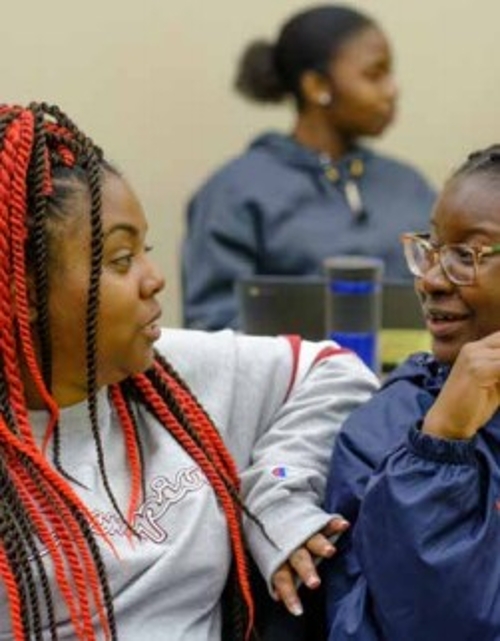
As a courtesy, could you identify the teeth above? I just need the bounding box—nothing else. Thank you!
[431,314,462,321]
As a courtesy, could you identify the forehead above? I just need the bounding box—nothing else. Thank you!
[432,174,500,240]
[332,26,391,68]
[101,173,147,234]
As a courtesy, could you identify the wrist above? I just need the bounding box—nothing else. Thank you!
[422,417,475,441]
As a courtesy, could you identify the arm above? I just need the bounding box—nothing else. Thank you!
[238,337,379,607]
[159,328,378,614]
[326,337,500,640]
[352,427,500,641]
[181,180,261,330]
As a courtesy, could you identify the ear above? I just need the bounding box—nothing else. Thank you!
[300,70,332,108]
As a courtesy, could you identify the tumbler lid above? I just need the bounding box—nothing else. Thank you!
[323,255,384,281]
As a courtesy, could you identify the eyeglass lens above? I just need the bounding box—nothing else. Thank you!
[406,238,475,285]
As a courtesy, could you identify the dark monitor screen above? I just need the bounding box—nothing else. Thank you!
[236,275,429,367]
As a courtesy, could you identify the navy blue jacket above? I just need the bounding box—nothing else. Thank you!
[182,133,436,330]
[324,353,500,641]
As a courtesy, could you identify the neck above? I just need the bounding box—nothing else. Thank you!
[292,112,355,160]
[23,362,90,409]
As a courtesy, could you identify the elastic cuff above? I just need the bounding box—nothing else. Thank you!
[408,424,476,464]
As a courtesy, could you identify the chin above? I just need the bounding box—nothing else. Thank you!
[100,351,157,387]
[132,349,156,376]
[367,121,392,137]
[431,338,461,366]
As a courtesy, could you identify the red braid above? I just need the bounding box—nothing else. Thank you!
[109,384,143,525]
[0,543,24,641]
[152,361,240,485]
[0,420,116,639]
[0,115,35,442]
[0,104,117,640]
[0,102,257,641]
[132,373,255,639]
[7,111,60,443]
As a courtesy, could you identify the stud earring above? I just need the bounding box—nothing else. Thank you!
[317,92,332,107]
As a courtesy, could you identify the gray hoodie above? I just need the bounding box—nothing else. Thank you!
[182,133,436,330]
[7,328,378,641]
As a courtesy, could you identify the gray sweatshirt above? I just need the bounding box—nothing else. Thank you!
[0,329,378,641]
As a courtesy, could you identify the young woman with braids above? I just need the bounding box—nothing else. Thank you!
[182,3,436,331]
[0,102,378,641]
[323,145,500,640]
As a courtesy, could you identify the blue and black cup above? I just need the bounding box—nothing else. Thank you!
[323,255,384,374]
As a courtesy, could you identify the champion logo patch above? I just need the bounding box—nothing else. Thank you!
[271,466,288,479]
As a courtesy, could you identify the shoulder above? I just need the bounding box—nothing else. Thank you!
[326,353,441,516]
[366,147,436,192]
[154,328,291,381]
[190,133,293,194]
[337,353,443,455]
[154,328,376,393]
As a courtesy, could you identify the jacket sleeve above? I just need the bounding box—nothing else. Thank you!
[238,336,379,585]
[181,177,261,331]
[158,328,379,586]
[326,398,500,641]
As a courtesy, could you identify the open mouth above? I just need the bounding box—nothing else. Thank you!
[427,311,469,322]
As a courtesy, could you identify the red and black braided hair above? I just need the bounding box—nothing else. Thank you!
[0,102,255,640]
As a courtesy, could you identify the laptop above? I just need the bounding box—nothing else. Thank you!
[236,275,430,369]
[236,276,326,340]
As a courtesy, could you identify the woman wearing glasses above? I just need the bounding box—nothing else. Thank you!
[323,145,500,640]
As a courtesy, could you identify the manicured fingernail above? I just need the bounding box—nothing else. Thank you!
[289,601,303,616]
[306,575,321,588]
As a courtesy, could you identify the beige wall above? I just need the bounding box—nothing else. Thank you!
[2,0,498,326]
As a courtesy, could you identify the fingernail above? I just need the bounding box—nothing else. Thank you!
[289,601,304,617]
[306,575,321,588]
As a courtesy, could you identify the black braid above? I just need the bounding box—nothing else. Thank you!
[25,105,71,484]
[17,449,118,641]
[128,372,256,641]
[0,455,47,640]
[83,151,132,530]
[26,103,52,389]
[150,354,276,546]
[454,144,500,178]
[0,363,18,436]
[65,506,118,641]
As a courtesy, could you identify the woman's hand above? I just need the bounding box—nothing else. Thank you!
[270,516,349,616]
[424,332,500,440]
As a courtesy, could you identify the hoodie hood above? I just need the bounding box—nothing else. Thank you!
[382,352,451,397]
[248,132,373,179]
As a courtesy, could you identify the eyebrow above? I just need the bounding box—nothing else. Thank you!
[102,224,143,240]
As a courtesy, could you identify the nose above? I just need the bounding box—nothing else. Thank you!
[141,256,166,298]
[417,259,455,295]
[383,75,398,103]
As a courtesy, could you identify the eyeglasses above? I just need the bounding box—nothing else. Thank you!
[401,232,500,285]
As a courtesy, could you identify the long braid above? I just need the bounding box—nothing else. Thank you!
[0,104,117,640]
[0,455,51,640]
[26,104,51,387]
[0,102,262,641]
[144,357,277,638]
[82,143,131,528]
[109,384,144,524]
[149,356,274,543]
[114,357,263,639]
[0,415,117,640]
[127,370,255,640]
